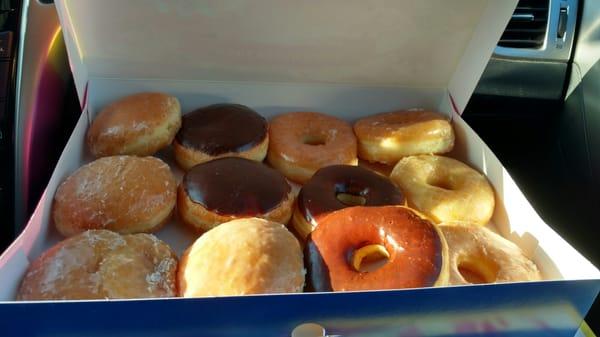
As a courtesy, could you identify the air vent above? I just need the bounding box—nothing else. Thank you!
[498,0,549,49]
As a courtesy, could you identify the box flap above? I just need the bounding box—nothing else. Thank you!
[55,0,516,113]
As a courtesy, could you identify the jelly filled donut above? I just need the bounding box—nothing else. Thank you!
[267,112,357,184]
[17,230,178,300]
[178,218,305,297]
[293,165,404,240]
[178,157,294,232]
[439,223,541,285]
[306,206,448,292]
[53,155,177,237]
[354,110,454,164]
[87,92,182,157]
[174,103,268,170]
[390,155,495,225]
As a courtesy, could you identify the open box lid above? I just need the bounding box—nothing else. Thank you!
[54,0,517,113]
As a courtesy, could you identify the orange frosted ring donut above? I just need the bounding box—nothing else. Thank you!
[267,112,357,184]
[292,165,404,240]
[354,110,454,164]
[306,206,448,292]
[390,155,495,225]
[17,230,178,300]
[439,223,541,285]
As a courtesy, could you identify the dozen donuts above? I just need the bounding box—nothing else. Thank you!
[20,94,543,301]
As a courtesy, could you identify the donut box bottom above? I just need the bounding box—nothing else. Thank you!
[0,77,598,337]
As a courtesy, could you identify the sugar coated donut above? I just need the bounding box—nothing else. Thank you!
[439,223,541,284]
[354,110,454,164]
[390,155,495,225]
[267,112,357,184]
[17,230,178,300]
[53,155,177,236]
[174,103,268,170]
[178,218,305,297]
[87,92,181,157]
[306,206,448,291]
[178,157,293,232]
[293,165,404,240]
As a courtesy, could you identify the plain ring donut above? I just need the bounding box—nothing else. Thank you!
[439,222,541,284]
[354,110,454,164]
[293,165,404,240]
[267,111,357,184]
[390,154,495,225]
[305,206,448,291]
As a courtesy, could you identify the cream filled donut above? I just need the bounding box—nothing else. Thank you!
[439,223,541,284]
[178,157,294,232]
[390,155,495,225]
[267,111,357,184]
[354,110,454,164]
[174,103,268,170]
[178,218,305,297]
[17,230,178,300]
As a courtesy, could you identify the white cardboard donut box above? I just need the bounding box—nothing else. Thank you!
[0,1,598,336]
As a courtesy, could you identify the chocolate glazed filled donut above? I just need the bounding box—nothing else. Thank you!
[306,206,449,292]
[178,157,294,232]
[174,104,269,170]
[292,165,404,240]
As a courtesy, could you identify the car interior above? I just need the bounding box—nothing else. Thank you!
[0,0,598,334]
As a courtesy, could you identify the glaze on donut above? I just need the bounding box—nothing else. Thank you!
[306,206,448,291]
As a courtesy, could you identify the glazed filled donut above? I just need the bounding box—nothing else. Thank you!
[267,112,357,184]
[354,110,454,164]
[439,223,541,284]
[306,206,448,291]
[174,103,268,170]
[178,157,294,232]
[17,230,178,300]
[390,155,495,225]
[53,155,177,236]
[293,165,404,240]
[87,92,182,157]
[178,218,305,297]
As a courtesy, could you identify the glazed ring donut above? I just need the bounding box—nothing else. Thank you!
[439,223,541,284]
[178,218,305,297]
[53,155,177,236]
[174,103,268,170]
[306,206,448,291]
[293,165,404,240]
[178,157,294,232]
[87,92,182,157]
[267,112,357,184]
[390,155,495,225]
[17,230,178,300]
[354,110,454,164]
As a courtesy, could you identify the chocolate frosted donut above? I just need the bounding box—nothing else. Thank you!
[292,165,404,240]
[174,104,269,170]
[306,206,449,292]
[178,157,294,232]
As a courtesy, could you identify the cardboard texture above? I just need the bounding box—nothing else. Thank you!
[0,1,598,336]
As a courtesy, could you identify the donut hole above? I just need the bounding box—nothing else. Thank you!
[427,176,456,190]
[351,244,390,273]
[336,193,367,206]
[302,134,327,146]
[457,255,499,284]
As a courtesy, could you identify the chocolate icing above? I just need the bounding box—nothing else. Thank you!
[297,165,404,223]
[176,103,268,155]
[183,157,290,216]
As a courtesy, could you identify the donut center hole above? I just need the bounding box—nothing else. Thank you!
[302,134,326,146]
[427,176,455,190]
[458,255,499,284]
[336,193,367,206]
[351,244,390,273]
